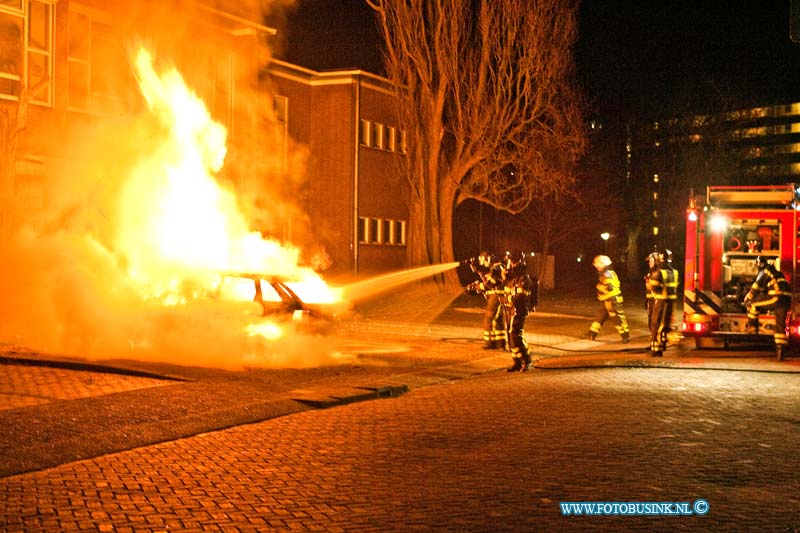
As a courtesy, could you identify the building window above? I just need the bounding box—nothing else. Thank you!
[68,6,129,114]
[0,0,53,105]
[212,53,234,130]
[385,219,395,244]
[358,216,369,244]
[67,8,89,108]
[358,217,407,246]
[396,220,406,245]
[373,122,385,150]
[273,94,288,172]
[385,219,407,245]
[400,129,408,154]
[360,119,371,147]
[370,217,381,243]
[386,126,396,152]
[26,0,52,105]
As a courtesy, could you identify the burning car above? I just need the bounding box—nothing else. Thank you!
[212,273,342,336]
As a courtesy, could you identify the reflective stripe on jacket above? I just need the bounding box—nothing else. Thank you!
[596,269,621,301]
[749,266,792,298]
[650,267,679,300]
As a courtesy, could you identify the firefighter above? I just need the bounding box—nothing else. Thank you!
[502,250,538,372]
[468,251,507,349]
[743,255,792,360]
[647,249,679,357]
[585,255,630,343]
[644,251,660,329]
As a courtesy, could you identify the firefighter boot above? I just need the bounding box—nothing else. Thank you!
[520,353,532,372]
[776,345,785,361]
[621,331,630,344]
[650,350,663,357]
[507,358,522,372]
[584,331,597,341]
[746,318,759,334]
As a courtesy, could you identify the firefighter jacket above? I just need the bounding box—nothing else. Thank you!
[471,261,505,295]
[747,265,792,300]
[504,272,537,314]
[644,268,657,306]
[596,268,622,301]
[649,266,679,300]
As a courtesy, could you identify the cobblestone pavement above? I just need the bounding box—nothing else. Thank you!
[1,284,798,531]
[1,367,798,532]
[0,364,173,410]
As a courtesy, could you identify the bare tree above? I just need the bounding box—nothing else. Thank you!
[0,78,48,238]
[366,0,586,284]
[512,168,621,284]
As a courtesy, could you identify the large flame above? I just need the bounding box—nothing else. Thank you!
[118,48,339,312]
[0,46,344,368]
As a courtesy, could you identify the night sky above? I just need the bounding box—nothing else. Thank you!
[273,0,800,123]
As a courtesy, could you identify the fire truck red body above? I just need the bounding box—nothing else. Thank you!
[682,184,800,348]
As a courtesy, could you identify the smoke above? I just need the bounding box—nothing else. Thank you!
[0,0,348,370]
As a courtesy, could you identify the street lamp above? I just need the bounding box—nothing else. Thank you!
[600,232,610,253]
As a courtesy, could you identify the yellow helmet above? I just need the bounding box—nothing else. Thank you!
[593,255,612,270]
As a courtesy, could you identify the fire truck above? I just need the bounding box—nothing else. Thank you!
[682,184,800,351]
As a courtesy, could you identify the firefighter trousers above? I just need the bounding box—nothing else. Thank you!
[482,293,506,347]
[649,299,673,354]
[588,297,630,339]
[504,306,530,362]
[747,295,790,349]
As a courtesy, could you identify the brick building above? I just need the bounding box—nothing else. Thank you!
[267,60,408,281]
[1,1,409,281]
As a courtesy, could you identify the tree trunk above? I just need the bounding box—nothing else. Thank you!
[0,107,16,239]
[625,225,642,280]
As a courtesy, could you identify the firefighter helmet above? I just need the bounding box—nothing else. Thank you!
[647,251,660,268]
[754,255,768,269]
[663,249,673,264]
[504,250,527,273]
[478,250,494,268]
[593,255,612,271]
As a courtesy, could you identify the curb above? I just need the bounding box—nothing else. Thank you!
[0,352,188,382]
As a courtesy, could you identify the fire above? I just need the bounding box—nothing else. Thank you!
[108,47,340,337]
[119,49,332,299]
[0,42,349,368]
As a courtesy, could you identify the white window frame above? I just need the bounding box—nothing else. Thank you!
[0,0,54,106]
